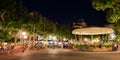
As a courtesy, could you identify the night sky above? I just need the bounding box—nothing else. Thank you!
[22,0,109,26]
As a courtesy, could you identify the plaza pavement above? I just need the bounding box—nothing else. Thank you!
[1,48,120,60]
[22,48,120,55]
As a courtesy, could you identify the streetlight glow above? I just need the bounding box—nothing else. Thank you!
[22,32,26,36]
[53,36,56,40]
[63,38,66,41]
[23,35,28,39]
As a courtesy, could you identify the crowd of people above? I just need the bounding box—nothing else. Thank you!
[0,40,74,56]
[0,43,26,56]
[48,41,74,49]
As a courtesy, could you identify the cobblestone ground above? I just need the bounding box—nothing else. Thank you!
[1,49,120,60]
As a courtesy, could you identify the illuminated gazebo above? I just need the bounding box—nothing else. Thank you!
[72,27,114,44]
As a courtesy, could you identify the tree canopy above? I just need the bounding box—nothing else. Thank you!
[92,0,120,42]
[0,0,74,42]
[92,0,120,23]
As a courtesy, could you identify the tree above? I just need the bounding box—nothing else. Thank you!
[91,0,120,42]
[22,11,57,43]
[55,24,74,40]
[0,0,73,43]
[0,0,28,43]
[92,0,120,23]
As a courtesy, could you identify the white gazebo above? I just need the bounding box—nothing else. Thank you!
[72,27,114,44]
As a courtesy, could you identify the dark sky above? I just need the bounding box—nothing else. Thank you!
[22,0,108,26]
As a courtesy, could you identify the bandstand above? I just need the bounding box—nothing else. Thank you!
[72,27,114,44]
[72,27,115,52]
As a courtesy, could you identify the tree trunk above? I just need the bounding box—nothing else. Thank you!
[14,36,17,46]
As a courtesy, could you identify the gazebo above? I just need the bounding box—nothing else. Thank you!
[72,27,114,44]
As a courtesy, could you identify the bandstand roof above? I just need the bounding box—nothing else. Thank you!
[72,27,114,35]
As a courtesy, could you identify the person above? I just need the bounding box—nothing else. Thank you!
[0,44,4,54]
[114,43,118,51]
[112,43,118,51]
[98,44,102,48]
[112,43,115,51]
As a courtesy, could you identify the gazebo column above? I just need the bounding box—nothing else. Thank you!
[106,34,109,42]
[102,34,104,43]
[91,35,93,44]
[105,34,109,43]
[78,35,80,41]
[80,35,82,44]
[75,34,77,40]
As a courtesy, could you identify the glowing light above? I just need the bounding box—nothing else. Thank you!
[4,42,7,45]
[49,35,52,38]
[50,41,53,44]
[83,38,88,42]
[53,36,56,40]
[110,33,116,40]
[23,35,28,39]
[96,39,99,42]
[22,32,26,36]
[48,35,52,40]
[63,38,66,41]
